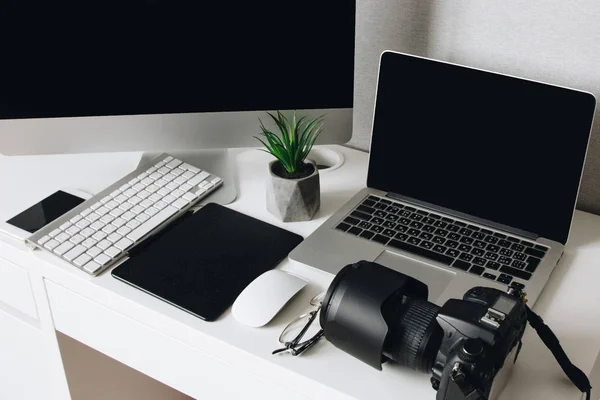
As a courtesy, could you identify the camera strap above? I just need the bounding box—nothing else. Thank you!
[526,305,591,400]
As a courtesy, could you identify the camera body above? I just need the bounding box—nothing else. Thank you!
[431,287,527,399]
[320,261,528,400]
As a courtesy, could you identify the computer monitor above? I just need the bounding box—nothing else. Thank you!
[0,2,356,202]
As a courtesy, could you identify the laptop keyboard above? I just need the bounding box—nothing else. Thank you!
[335,195,549,288]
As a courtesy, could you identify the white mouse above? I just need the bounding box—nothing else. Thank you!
[232,270,307,327]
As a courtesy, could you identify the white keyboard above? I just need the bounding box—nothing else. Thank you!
[27,154,222,276]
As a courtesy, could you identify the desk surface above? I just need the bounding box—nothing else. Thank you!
[0,146,599,400]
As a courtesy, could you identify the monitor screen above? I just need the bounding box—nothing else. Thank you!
[368,52,595,244]
[0,1,355,119]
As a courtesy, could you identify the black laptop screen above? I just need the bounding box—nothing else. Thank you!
[368,52,596,244]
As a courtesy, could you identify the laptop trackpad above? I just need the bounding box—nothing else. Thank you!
[374,250,456,301]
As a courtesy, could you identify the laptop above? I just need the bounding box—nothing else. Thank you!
[290,51,596,306]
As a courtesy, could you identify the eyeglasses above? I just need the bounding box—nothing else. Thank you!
[272,292,326,356]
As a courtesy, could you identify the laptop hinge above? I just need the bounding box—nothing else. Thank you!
[386,193,538,240]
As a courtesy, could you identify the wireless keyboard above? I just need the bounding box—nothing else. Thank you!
[27,154,222,276]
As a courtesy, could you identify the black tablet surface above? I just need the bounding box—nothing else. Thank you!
[112,203,304,321]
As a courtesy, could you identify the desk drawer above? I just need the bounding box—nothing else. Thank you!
[46,281,304,400]
[0,256,38,320]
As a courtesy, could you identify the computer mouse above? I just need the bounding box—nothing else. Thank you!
[232,270,307,327]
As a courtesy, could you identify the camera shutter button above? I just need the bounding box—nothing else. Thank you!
[460,339,484,362]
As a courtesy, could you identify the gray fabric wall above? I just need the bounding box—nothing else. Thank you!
[350,0,600,215]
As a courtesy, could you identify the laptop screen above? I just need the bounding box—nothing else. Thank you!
[368,52,596,244]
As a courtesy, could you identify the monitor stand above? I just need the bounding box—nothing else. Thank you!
[138,149,237,205]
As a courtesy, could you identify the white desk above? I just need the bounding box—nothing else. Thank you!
[0,146,599,400]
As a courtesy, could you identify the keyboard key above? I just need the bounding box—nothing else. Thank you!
[102,225,117,234]
[388,239,453,265]
[419,232,433,240]
[420,240,434,250]
[446,249,460,258]
[370,226,384,234]
[473,257,486,266]
[383,221,397,229]
[471,248,485,257]
[166,159,183,169]
[454,221,466,227]
[73,253,92,268]
[441,217,453,223]
[76,219,91,229]
[344,217,360,225]
[59,221,72,230]
[399,217,411,225]
[80,208,93,217]
[433,221,447,228]
[469,265,485,275]
[410,221,424,229]
[371,210,386,219]
[362,200,375,208]
[473,240,486,249]
[446,224,461,233]
[112,218,127,227]
[526,257,541,273]
[386,206,401,214]
[471,232,486,240]
[53,241,75,256]
[86,246,102,258]
[44,239,60,250]
[105,246,121,258]
[486,261,501,270]
[136,213,150,223]
[445,240,459,249]
[399,210,411,217]
[448,233,461,241]
[513,252,527,261]
[358,221,372,230]
[410,213,423,221]
[110,208,125,218]
[510,282,526,290]
[372,234,390,245]
[432,244,447,253]
[38,235,51,245]
[498,239,512,248]
[499,248,514,257]
[434,229,448,237]
[49,228,61,237]
[486,244,500,253]
[357,205,375,214]
[172,198,190,210]
[493,232,507,239]
[336,223,351,232]
[126,219,141,229]
[524,247,545,258]
[100,214,115,224]
[511,243,525,252]
[479,228,493,235]
[97,239,112,250]
[64,245,86,261]
[511,260,527,270]
[422,225,436,233]
[459,228,473,236]
[459,236,474,245]
[459,253,473,262]
[121,211,135,221]
[483,272,497,280]
[70,234,85,245]
[80,227,95,237]
[484,236,498,244]
[484,252,498,261]
[500,266,531,280]
[107,233,122,243]
[407,237,421,246]
[520,240,533,247]
[374,203,388,210]
[55,232,70,243]
[385,214,399,222]
[94,253,112,266]
[416,210,428,215]
[497,274,513,284]
[452,260,470,271]
[498,256,512,265]
[407,228,420,236]
[534,244,549,252]
[359,230,375,239]
[432,236,445,245]
[127,206,179,242]
[428,214,441,220]
[394,233,409,241]
[383,229,396,237]
[507,236,520,243]
[371,217,385,225]
[81,238,97,248]
[70,215,83,224]
[458,244,472,252]
[92,231,108,241]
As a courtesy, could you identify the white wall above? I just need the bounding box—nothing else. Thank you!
[352,0,600,214]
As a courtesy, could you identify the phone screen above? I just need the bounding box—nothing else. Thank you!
[6,191,85,233]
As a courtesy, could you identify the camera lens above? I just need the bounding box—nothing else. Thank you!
[382,298,444,373]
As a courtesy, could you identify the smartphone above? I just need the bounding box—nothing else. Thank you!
[1,188,91,241]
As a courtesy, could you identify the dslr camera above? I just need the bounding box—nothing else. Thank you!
[320,261,528,400]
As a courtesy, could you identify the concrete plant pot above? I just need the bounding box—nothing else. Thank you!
[266,160,320,222]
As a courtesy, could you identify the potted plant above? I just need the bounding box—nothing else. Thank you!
[255,111,324,222]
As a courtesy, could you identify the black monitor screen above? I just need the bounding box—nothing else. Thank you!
[0,1,355,119]
[368,52,595,244]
